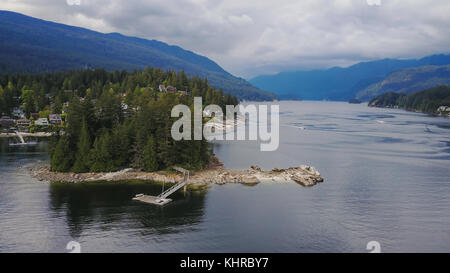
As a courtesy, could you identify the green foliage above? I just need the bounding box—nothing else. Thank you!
[369,85,450,114]
[39,110,52,119]
[2,68,238,173]
[22,89,37,118]
[89,130,113,172]
[143,135,159,172]
[0,85,5,115]
[50,135,74,172]
[72,119,91,173]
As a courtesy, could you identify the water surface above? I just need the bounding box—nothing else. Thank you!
[0,101,449,252]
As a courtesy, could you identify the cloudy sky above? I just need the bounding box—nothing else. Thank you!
[1,0,450,78]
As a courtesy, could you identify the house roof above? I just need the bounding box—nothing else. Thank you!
[49,114,62,120]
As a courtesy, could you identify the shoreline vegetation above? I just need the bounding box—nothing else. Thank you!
[368,85,450,117]
[1,68,239,173]
[29,157,324,187]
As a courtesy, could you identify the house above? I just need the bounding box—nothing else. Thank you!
[166,85,177,92]
[143,87,153,92]
[0,116,15,128]
[35,118,49,127]
[49,114,62,125]
[178,90,188,96]
[438,106,449,112]
[159,85,167,92]
[16,119,31,132]
[12,108,25,118]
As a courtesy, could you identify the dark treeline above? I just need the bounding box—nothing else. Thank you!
[369,85,450,114]
[1,68,239,172]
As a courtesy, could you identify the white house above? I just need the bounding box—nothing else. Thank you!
[35,118,49,127]
[438,106,449,112]
[159,85,167,92]
[12,108,25,118]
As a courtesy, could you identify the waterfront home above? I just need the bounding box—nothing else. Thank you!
[0,116,15,128]
[35,118,49,127]
[49,114,62,125]
[159,85,167,92]
[166,85,177,92]
[438,106,449,112]
[16,119,31,132]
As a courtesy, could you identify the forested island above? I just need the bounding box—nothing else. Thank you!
[369,85,450,116]
[1,68,238,173]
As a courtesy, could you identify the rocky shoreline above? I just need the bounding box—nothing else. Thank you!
[30,162,324,187]
[0,132,52,138]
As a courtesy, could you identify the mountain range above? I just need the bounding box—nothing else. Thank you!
[356,65,450,101]
[0,10,275,101]
[250,54,450,101]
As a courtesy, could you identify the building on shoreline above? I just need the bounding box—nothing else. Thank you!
[35,118,49,127]
[49,114,62,125]
[0,116,15,128]
[16,119,31,132]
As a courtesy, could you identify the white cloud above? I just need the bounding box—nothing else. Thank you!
[1,0,449,78]
[367,0,381,6]
[66,0,81,6]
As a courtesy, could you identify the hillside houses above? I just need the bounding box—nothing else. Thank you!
[158,85,167,92]
[35,118,49,127]
[437,106,450,116]
[49,114,62,125]
[0,116,14,128]
[158,84,188,95]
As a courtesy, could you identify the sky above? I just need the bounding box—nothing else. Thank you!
[1,0,450,78]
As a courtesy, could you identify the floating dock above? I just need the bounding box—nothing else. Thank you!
[132,166,189,206]
[132,194,172,206]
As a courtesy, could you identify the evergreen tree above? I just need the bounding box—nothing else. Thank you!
[50,136,74,172]
[0,85,5,115]
[89,131,113,172]
[72,119,91,173]
[143,135,159,172]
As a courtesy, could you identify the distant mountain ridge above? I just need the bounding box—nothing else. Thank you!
[356,65,450,101]
[250,54,450,101]
[0,10,275,101]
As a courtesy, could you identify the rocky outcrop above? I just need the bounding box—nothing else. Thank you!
[30,163,324,187]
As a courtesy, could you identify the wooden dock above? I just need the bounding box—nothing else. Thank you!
[131,166,189,206]
[132,194,172,206]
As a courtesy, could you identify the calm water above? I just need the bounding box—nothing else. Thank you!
[0,101,449,253]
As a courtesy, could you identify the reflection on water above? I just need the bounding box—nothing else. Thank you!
[49,182,207,239]
[0,101,450,252]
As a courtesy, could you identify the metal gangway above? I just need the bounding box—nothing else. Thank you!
[156,167,190,201]
[9,131,37,146]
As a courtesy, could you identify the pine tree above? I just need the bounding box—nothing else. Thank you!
[0,85,5,115]
[143,135,159,172]
[50,136,74,172]
[89,131,113,172]
[72,119,91,173]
